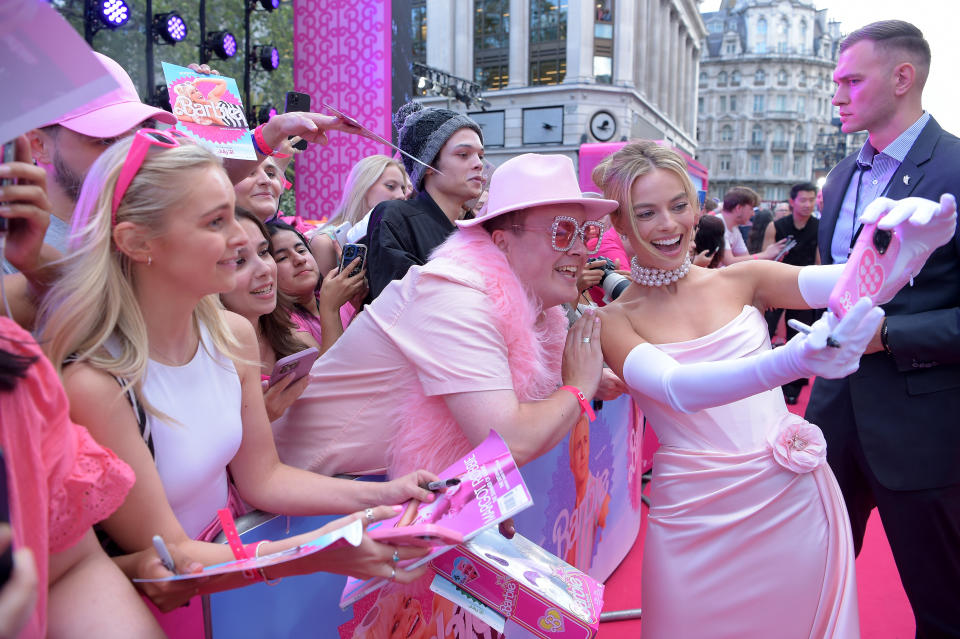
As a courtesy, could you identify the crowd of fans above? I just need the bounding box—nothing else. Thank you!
[3,16,960,639]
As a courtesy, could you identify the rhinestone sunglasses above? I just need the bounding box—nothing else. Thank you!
[511,215,605,254]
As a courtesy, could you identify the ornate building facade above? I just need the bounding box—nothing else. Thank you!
[411,0,706,167]
[697,0,863,204]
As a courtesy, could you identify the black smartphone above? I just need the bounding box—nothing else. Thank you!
[284,91,310,151]
[0,449,12,587]
[338,243,367,277]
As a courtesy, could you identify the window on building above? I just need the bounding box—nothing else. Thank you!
[776,94,786,111]
[720,155,732,171]
[474,0,510,90]
[798,70,807,87]
[709,21,722,34]
[751,124,763,145]
[731,70,741,86]
[777,68,788,85]
[753,94,764,113]
[767,186,785,201]
[756,17,767,53]
[719,95,727,112]
[699,71,707,87]
[774,125,786,143]
[749,154,761,175]
[795,125,804,143]
[411,0,427,64]
[721,124,734,141]
[754,68,766,85]
[793,155,804,176]
[698,97,704,113]
[593,0,613,83]
[530,0,568,85]
[778,18,789,53]
[772,155,784,176]
[725,40,737,55]
[799,20,808,52]
[718,71,728,86]
[730,95,738,111]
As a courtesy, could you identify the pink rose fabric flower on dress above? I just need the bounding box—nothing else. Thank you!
[767,414,827,474]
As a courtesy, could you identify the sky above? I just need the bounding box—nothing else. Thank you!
[699,0,960,134]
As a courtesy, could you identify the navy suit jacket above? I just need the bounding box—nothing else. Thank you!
[807,116,960,490]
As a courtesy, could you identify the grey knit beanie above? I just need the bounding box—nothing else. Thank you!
[393,102,483,190]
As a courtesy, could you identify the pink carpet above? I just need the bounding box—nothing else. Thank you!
[598,380,914,638]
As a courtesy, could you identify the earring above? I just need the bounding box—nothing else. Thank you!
[618,233,628,241]
[147,256,153,266]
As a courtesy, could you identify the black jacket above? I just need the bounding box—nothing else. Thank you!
[366,190,456,301]
[807,116,960,490]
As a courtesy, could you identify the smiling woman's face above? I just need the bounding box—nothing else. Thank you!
[619,168,695,271]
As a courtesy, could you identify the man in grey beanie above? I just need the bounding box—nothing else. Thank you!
[365,102,484,300]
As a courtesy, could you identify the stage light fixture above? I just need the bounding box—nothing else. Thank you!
[153,11,187,44]
[205,30,237,60]
[251,104,277,126]
[253,45,280,71]
[258,0,281,11]
[98,0,130,28]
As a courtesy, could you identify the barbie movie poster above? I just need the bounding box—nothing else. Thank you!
[161,62,256,160]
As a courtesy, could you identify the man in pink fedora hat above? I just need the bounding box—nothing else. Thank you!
[1,53,179,274]
[271,153,619,488]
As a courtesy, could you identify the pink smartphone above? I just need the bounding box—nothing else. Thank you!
[368,523,464,548]
[828,223,901,317]
[268,347,319,388]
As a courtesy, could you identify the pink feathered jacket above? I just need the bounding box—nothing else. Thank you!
[387,227,568,478]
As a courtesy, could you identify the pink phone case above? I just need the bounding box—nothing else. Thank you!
[828,223,901,317]
[368,523,464,548]
[268,347,319,388]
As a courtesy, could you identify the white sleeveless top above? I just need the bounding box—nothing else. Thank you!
[113,323,244,538]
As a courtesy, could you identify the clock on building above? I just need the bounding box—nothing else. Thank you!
[589,110,616,142]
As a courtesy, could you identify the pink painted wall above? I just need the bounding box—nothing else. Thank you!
[292,0,392,221]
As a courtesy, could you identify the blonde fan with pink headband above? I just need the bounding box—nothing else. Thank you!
[38,132,441,611]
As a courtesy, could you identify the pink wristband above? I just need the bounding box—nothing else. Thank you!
[253,124,275,157]
[560,385,596,421]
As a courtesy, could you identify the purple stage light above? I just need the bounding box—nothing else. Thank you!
[256,45,280,71]
[205,30,237,60]
[222,33,237,58]
[166,13,186,42]
[154,11,187,44]
[100,0,129,27]
[259,0,281,10]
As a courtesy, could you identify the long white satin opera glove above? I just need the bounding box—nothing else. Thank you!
[622,298,885,414]
[796,194,957,307]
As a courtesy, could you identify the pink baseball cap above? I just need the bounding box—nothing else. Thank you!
[43,52,176,138]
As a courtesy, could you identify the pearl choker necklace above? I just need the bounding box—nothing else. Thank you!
[630,255,691,287]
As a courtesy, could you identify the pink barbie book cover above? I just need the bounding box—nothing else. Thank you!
[340,430,533,608]
[431,527,604,638]
[134,518,364,595]
[161,62,256,160]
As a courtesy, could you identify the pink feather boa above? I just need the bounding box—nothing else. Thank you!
[387,227,568,478]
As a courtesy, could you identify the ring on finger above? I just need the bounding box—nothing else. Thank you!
[364,507,374,522]
[582,337,591,344]
[390,567,396,580]
[392,549,400,563]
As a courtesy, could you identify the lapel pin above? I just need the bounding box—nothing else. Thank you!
[903,175,911,186]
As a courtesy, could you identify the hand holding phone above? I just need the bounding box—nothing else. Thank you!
[284,91,311,151]
[828,223,901,317]
[338,243,367,277]
[268,347,319,388]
